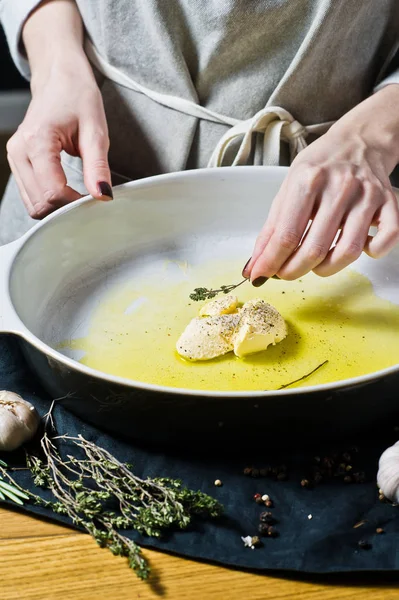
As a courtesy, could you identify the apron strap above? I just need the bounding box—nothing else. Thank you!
[85,39,335,168]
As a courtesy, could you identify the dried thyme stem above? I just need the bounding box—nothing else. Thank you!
[278,360,329,390]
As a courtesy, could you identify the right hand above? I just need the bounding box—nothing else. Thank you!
[6,65,112,219]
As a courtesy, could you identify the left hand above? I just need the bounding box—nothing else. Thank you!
[244,88,399,283]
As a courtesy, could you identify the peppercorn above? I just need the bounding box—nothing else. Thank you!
[267,526,278,537]
[259,467,270,477]
[314,472,323,484]
[323,457,334,469]
[251,535,262,548]
[260,511,276,525]
[251,468,260,478]
[352,471,366,484]
[254,493,264,505]
[277,472,287,481]
[343,475,353,484]
[342,452,351,463]
[379,493,385,502]
[261,494,270,502]
[265,499,274,508]
[243,467,253,476]
[258,523,269,536]
[345,465,353,472]
[214,479,223,487]
[358,540,372,550]
[376,527,385,534]
[300,478,311,488]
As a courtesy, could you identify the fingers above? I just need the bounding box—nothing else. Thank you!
[244,164,399,283]
[79,113,112,200]
[7,131,82,219]
[278,173,361,279]
[7,155,36,216]
[247,166,326,281]
[313,182,380,276]
[314,184,398,276]
[364,192,399,259]
[242,179,289,278]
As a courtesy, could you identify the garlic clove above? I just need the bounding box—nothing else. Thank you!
[377,441,399,503]
[0,391,40,452]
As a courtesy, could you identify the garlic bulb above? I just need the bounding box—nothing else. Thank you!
[377,441,399,503]
[0,391,40,452]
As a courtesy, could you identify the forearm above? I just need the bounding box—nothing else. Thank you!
[22,0,95,93]
[327,84,399,174]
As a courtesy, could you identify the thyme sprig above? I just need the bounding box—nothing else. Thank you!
[189,278,247,302]
[0,401,223,580]
[15,404,223,580]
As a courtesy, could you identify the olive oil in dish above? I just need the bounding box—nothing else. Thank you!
[59,260,399,391]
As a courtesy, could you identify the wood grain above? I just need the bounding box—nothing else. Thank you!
[1,507,399,600]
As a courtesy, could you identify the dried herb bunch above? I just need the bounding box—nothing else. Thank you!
[0,409,223,580]
[189,279,247,301]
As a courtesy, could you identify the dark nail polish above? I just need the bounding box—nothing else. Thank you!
[97,181,113,199]
[242,257,252,278]
[252,276,268,288]
[272,275,280,280]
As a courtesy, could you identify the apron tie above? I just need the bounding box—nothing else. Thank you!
[85,39,334,168]
[208,107,312,167]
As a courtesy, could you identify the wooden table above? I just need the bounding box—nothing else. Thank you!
[1,507,399,599]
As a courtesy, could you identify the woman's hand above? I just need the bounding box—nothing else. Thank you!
[6,0,112,219]
[244,85,399,283]
[7,71,111,219]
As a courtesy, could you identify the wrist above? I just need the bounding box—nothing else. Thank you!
[30,49,96,95]
[328,84,399,174]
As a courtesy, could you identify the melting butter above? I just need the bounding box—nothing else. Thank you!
[59,262,399,391]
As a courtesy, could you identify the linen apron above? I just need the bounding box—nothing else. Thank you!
[0,0,398,244]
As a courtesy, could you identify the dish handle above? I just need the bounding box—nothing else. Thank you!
[0,239,24,334]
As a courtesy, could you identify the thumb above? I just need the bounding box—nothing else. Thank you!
[79,123,112,201]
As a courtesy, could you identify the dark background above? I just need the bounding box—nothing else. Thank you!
[0,26,29,90]
[0,26,29,199]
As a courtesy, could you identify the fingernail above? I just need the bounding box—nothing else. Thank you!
[272,275,280,280]
[97,181,113,200]
[242,257,252,278]
[252,276,268,288]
